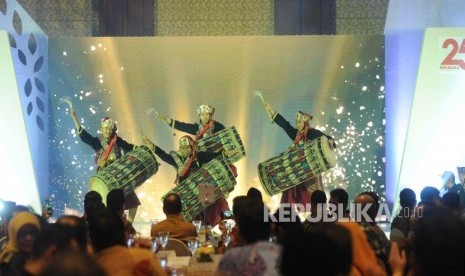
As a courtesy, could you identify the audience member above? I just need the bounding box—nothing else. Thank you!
[246,187,263,203]
[216,198,281,276]
[88,210,165,275]
[281,222,352,276]
[0,211,41,275]
[329,188,350,220]
[107,188,136,238]
[390,188,416,243]
[23,224,71,275]
[150,193,197,242]
[40,251,105,276]
[419,186,441,207]
[337,221,384,276]
[412,207,465,276]
[354,193,390,274]
[272,205,303,245]
[56,215,88,252]
[303,190,326,233]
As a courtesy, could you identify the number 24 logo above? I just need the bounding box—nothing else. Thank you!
[441,38,465,70]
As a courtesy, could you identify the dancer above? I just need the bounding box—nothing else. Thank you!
[157,104,225,141]
[69,107,141,222]
[147,135,234,226]
[262,101,336,205]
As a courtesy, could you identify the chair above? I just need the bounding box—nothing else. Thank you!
[164,238,191,256]
[0,236,8,252]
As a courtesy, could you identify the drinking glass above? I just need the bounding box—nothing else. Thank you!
[225,220,235,234]
[158,231,169,251]
[186,237,199,258]
[192,220,202,234]
[127,233,136,248]
[223,233,232,249]
[158,252,168,269]
[150,236,159,253]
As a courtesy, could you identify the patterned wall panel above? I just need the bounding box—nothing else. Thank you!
[336,0,388,35]
[16,0,98,36]
[0,0,49,203]
[157,0,274,36]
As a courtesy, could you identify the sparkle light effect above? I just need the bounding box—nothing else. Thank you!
[48,36,384,232]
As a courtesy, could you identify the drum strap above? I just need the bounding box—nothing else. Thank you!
[292,126,310,147]
[170,151,198,182]
[195,120,215,142]
[96,134,117,170]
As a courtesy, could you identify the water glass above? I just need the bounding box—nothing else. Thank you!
[150,236,159,253]
[268,234,277,244]
[186,237,199,257]
[127,234,136,247]
[192,220,202,234]
[158,231,170,251]
[223,233,232,249]
[158,252,168,269]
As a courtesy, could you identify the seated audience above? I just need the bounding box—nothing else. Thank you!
[329,188,351,220]
[411,207,465,276]
[337,221,384,276]
[303,190,326,233]
[390,188,416,243]
[354,192,390,274]
[246,187,263,203]
[216,198,281,276]
[150,193,197,242]
[88,209,165,275]
[419,186,441,207]
[107,188,136,238]
[280,222,352,276]
[40,251,105,276]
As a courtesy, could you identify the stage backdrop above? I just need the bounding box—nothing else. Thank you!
[48,36,385,232]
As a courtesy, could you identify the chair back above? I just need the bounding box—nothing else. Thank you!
[0,236,7,252]
[164,238,191,256]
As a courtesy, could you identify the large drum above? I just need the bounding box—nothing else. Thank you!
[89,145,159,203]
[196,126,246,164]
[258,136,336,196]
[162,157,236,222]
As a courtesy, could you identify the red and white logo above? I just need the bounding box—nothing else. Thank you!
[439,37,465,70]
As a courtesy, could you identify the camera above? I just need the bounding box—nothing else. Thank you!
[221,210,233,220]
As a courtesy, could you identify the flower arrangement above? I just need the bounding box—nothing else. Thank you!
[196,245,214,262]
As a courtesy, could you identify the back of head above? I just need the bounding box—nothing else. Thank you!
[420,186,440,204]
[106,189,125,214]
[84,200,106,223]
[236,198,269,244]
[162,193,182,215]
[360,191,380,213]
[442,192,460,209]
[330,188,349,210]
[311,190,327,205]
[280,223,352,276]
[88,210,125,252]
[41,251,105,276]
[413,207,465,276]
[354,193,377,221]
[56,215,87,252]
[31,224,71,259]
[246,187,263,202]
[232,196,249,220]
[399,188,416,208]
[84,191,102,206]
